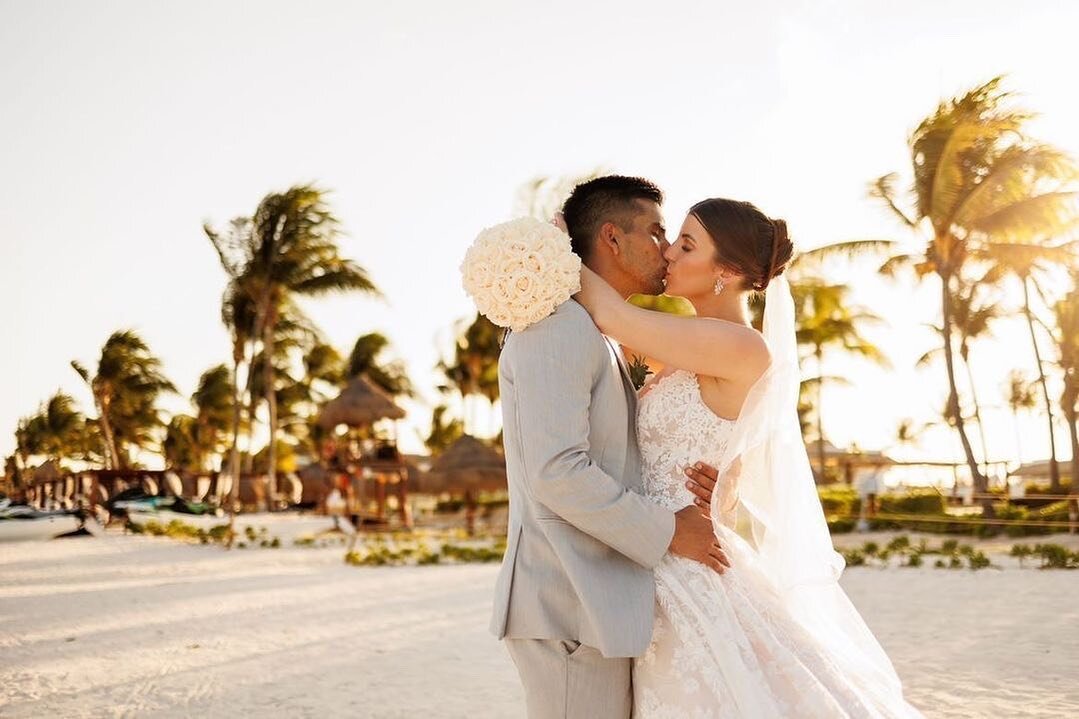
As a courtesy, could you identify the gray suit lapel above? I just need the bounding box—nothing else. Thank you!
[603,336,639,412]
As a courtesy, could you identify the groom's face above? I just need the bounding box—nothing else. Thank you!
[615,200,669,296]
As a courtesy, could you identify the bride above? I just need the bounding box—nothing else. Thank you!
[574,198,923,718]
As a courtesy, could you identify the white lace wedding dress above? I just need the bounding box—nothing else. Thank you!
[632,369,923,718]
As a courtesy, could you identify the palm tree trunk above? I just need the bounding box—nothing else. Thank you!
[816,346,826,485]
[263,315,278,512]
[940,276,992,515]
[226,352,244,549]
[1062,380,1078,533]
[1022,278,1061,493]
[96,395,118,471]
[228,354,243,498]
[962,353,991,476]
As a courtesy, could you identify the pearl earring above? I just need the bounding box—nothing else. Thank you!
[713,278,725,296]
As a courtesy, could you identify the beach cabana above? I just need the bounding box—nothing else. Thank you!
[317,375,411,527]
[417,435,507,534]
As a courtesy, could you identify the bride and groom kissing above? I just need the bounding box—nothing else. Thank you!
[489,176,923,717]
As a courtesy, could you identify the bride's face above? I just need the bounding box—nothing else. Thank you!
[663,214,732,298]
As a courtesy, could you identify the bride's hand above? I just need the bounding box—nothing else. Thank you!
[573,265,621,326]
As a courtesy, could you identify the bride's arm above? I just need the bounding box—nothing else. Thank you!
[575,266,770,382]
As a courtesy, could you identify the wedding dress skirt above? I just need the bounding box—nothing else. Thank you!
[633,370,922,718]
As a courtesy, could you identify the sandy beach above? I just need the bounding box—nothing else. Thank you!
[2,522,1077,718]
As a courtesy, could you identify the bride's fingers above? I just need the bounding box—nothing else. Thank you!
[685,470,714,505]
[706,556,726,574]
[710,545,731,569]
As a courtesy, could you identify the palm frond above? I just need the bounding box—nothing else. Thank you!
[970,191,1079,239]
[868,173,917,228]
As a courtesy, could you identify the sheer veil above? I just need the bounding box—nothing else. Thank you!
[709,275,910,703]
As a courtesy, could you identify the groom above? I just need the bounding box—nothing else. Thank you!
[491,175,730,718]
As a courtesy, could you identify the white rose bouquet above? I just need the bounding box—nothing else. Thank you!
[460,216,582,332]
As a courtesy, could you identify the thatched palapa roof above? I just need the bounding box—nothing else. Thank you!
[415,435,506,495]
[318,374,405,429]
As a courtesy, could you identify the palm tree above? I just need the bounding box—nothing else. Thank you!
[1050,280,1079,494]
[871,77,1078,511]
[305,342,345,390]
[425,404,465,454]
[220,278,256,490]
[1005,370,1039,463]
[191,365,234,470]
[163,414,201,471]
[793,279,889,482]
[72,331,176,469]
[347,332,414,398]
[21,393,90,467]
[206,217,259,504]
[437,314,502,436]
[208,185,380,500]
[981,242,1075,493]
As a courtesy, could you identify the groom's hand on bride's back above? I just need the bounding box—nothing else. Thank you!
[669,507,730,574]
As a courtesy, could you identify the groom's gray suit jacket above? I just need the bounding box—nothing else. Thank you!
[490,299,676,658]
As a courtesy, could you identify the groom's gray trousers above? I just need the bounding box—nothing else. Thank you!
[489,301,676,718]
[505,639,631,719]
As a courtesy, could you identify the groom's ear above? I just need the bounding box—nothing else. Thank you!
[597,221,622,256]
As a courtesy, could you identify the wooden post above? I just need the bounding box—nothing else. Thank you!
[399,467,412,529]
[376,478,386,522]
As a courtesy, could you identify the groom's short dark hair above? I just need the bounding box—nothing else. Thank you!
[562,175,663,261]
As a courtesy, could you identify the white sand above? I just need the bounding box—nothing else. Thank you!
[1,523,1077,718]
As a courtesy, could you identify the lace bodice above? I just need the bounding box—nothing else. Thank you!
[636,370,737,523]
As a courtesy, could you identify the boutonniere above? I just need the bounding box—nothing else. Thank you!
[627,354,653,391]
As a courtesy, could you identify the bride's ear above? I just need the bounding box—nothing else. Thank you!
[713,267,736,285]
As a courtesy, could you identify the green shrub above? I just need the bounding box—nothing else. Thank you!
[993,505,1031,538]
[879,490,946,515]
[827,517,856,534]
[818,486,860,516]
[1034,543,1077,569]
[905,552,924,568]
[1010,544,1034,567]
[1027,482,1073,496]
[886,535,911,552]
[967,551,991,570]
[842,549,866,567]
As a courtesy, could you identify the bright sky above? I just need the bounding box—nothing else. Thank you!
[3,0,1078,479]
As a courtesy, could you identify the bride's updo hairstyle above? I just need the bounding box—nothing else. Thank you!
[689,199,794,292]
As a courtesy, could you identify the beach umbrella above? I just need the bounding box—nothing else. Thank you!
[318,374,406,430]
